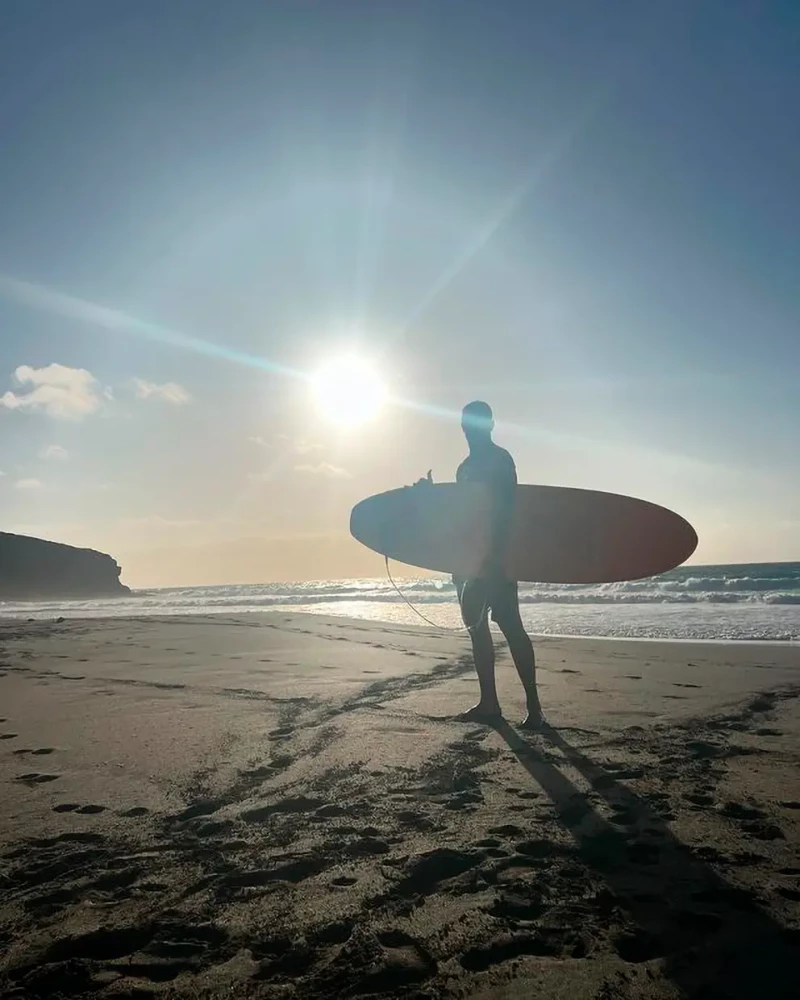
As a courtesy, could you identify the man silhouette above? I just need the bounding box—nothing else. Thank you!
[452,401,543,728]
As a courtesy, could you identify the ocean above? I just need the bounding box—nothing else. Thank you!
[2,562,799,643]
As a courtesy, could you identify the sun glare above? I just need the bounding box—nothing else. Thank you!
[312,355,386,427]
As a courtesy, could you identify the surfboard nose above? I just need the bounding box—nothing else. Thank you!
[350,491,407,555]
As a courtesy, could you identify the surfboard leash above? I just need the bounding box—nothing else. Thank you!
[383,556,487,633]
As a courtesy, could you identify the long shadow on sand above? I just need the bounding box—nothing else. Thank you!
[492,720,797,999]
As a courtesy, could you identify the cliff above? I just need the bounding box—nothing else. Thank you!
[0,532,131,600]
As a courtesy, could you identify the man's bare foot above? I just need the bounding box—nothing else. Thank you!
[520,704,545,730]
[457,702,502,724]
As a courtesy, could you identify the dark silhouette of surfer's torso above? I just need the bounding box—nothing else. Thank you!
[456,442,517,490]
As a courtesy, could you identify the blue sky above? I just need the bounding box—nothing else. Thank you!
[1,0,798,585]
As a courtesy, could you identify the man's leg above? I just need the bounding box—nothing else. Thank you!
[457,578,501,721]
[493,587,543,727]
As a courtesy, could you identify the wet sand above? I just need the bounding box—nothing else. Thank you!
[1,613,798,998]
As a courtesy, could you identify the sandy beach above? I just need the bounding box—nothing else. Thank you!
[1,613,798,998]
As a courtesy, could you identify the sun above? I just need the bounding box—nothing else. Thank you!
[312,355,386,427]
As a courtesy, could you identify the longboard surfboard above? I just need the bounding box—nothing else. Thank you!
[350,482,698,583]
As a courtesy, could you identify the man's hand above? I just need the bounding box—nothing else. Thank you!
[412,470,433,487]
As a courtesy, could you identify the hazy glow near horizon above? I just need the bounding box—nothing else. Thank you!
[312,356,386,427]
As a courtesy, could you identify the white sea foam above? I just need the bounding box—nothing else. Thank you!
[2,563,799,642]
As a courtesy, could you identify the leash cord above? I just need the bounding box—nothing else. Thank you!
[383,555,487,633]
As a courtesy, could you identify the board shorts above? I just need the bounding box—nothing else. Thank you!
[453,576,522,629]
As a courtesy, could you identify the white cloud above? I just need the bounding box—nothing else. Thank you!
[294,462,352,479]
[248,435,332,482]
[132,378,191,404]
[250,433,324,456]
[14,478,42,490]
[280,434,324,456]
[0,363,103,419]
[40,444,68,461]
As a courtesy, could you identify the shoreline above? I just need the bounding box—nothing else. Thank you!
[1,606,798,646]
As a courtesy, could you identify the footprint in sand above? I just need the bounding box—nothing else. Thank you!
[269,726,294,740]
[119,806,150,817]
[475,837,504,849]
[685,791,715,807]
[721,803,769,823]
[331,875,358,887]
[741,820,785,841]
[0,733,18,740]
[13,747,55,756]
[15,772,60,785]
[53,802,105,814]
[499,788,540,802]
[610,805,639,826]
[396,809,435,831]
[488,824,526,837]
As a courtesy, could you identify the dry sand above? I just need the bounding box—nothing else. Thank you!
[0,613,798,999]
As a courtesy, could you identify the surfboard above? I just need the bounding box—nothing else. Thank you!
[350,483,698,583]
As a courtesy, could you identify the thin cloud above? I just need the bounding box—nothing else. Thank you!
[293,440,325,456]
[252,433,325,456]
[14,478,42,489]
[132,378,191,404]
[40,444,68,461]
[0,363,103,419]
[294,462,352,479]
[248,434,330,482]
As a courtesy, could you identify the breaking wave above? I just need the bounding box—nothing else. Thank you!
[2,562,798,642]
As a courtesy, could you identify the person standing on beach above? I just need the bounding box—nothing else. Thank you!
[420,401,543,727]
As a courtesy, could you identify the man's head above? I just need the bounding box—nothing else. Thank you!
[461,400,494,447]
